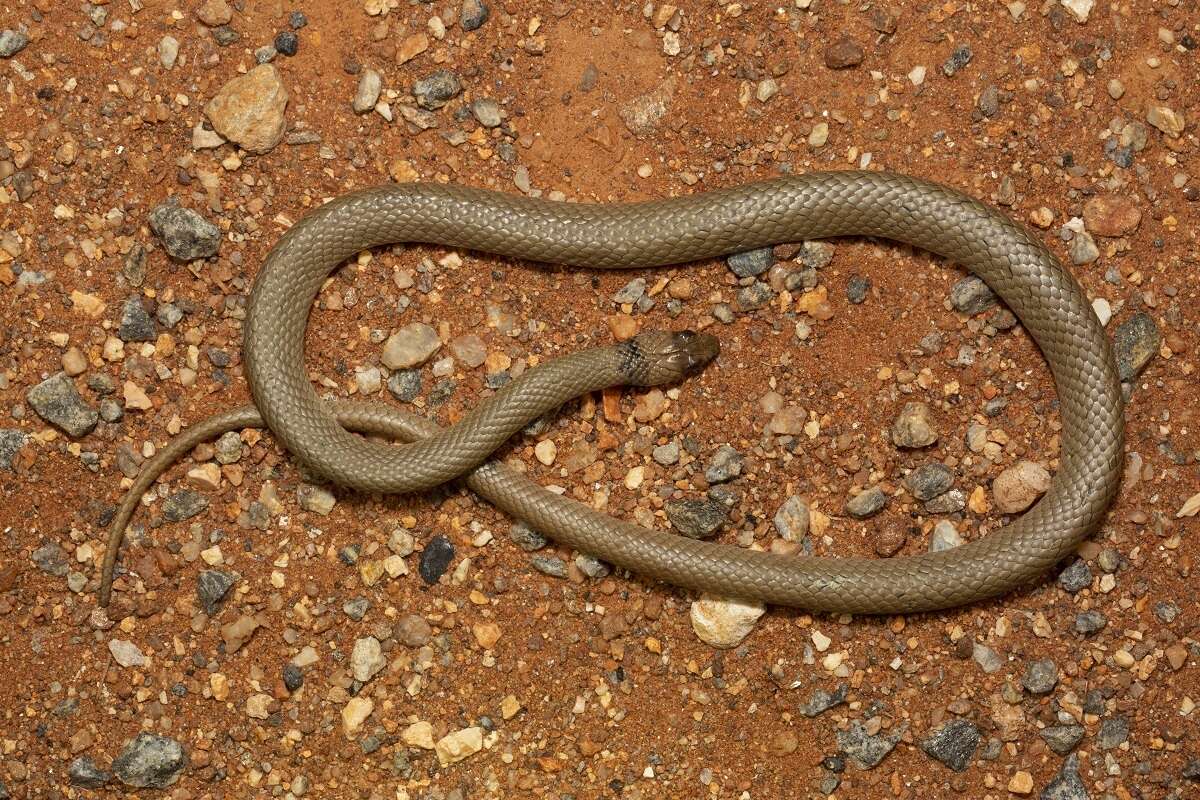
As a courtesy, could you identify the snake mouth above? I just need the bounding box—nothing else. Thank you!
[673,330,720,376]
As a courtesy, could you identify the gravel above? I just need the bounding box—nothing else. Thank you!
[949,275,997,315]
[149,201,221,260]
[418,535,454,583]
[460,0,489,31]
[112,734,188,789]
[68,756,111,788]
[508,521,547,551]
[920,718,981,772]
[904,463,953,501]
[891,402,937,448]
[1021,658,1059,695]
[118,296,156,342]
[274,31,299,56]
[0,430,28,470]
[32,543,69,576]
[1097,715,1129,749]
[26,373,98,438]
[413,69,463,110]
[1057,560,1093,593]
[665,498,727,539]
[846,486,886,519]
[163,490,208,522]
[1040,754,1088,800]
[471,98,502,128]
[942,44,973,76]
[531,555,568,578]
[196,569,237,615]
[1113,311,1161,381]
[798,684,847,717]
[846,275,870,304]
[773,495,810,542]
[0,29,29,58]
[704,445,743,483]
[387,370,422,402]
[353,70,382,114]
[727,248,774,277]
[1040,725,1085,756]
[836,721,905,770]
[1074,610,1108,635]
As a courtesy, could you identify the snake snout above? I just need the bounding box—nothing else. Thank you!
[672,330,720,376]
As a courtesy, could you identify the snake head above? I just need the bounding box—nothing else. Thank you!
[622,330,721,386]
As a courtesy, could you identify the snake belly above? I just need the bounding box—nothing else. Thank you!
[234,170,1124,613]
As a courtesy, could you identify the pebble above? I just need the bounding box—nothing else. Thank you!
[837,721,905,770]
[652,441,680,466]
[1021,658,1058,694]
[1097,715,1128,749]
[920,718,981,772]
[846,275,870,304]
[68,757,111,788]
[26,373,98,438]
[737,281,773,311]
[704,445,743,483]
[343,597,369,621]
[618,77,676,135]
[534,439,556,465]
[382,323,441,369]
[689,595,765,648]
[949,275,998,315]
[32,543,68,576]
[435,727,484,766]
[413,69,463,110]
[1091,297,1112,326]
[1040,724,1085,755]
[1041,754,1088,800]
[352,70,382,114]
[158,36,179,69]
[274,31,299,56]
[195,0,232,26]
[460,0,489,31]
[992,461,1051,514]
[1057,560,1092,593]
[509,521,547,551]
[942,45,973,77]
[290,11,308,29]
[727,248,774,278]
[1069,230,1100,265]
[204,64,289,154]
[1008,771,1034,795]
[773,495,810,542]
[118,297,156,343]
[341,697,374,735]
[891,402,937,448]
[0,29,29,58]
[531,555,567,578]
[149,201,220,260]
[665,498,726,539]
[112,734,188,789]
[1083,195,1141,237]
[403,720,435,749]
[1181,759,1200,781]
[108,639,147,668]
[905,463,953,501]
[1059,0,1094,22]
[929,520,964,552]
[297,484,336,515]
[575,554,610,578]
[1112,312,1160,381]
[471,98,502,128]
[1146,105,1186,138]
[799,684,847,717]
[394,614,432,647]
[973,642,1003,673]
[351,637,387,683]
[387,370,422,402]
[823,36,864,69]
[0,430,27,470]
[418,535,454,583]
[846,486,886,519]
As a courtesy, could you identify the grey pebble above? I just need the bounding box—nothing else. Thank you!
[613,277,646,305]
[920,718,980,772]
[846,486,886,519]
[727,247,774,278]
[196,569,237,616]
[343,597,370,621]
[460,0,489,31]
[904,463,953,501]
[155,303,183,328]
[1154,601,1180,624]
[531,555,567,578]
[282,662,304,692]
[846,275,870,304]
[799,684,847,717]
[0,29,29,58]
[665,498,726,539]
[163,490,208,522]
[574,554,610,579]
[418,535,454,583]
[149,200,220,261]
[211,25,239,46]
[1074,610,1107,635]
[413,69,462,110]
[1021,658,1058,695]
[387,370,422,402]
[797,241,835,269]
[942,44,973,77]
[471,98,502,128]
[1113,311,1160,381]
[1040,754,1088,800]
[352,70,382,114]
[255,45,277,63]
[652,441,680,466]
[773,495,810,542]
[26,373,98,438]
[118,296,156,342]
[924,488,966,514]
[273,31,298,56]
[737,281,774,311]
[69,756,111,788]
[1058,560,1092,593]
[112,733,188,789]
[215,431,242,463]
[929,520,963,552]
[1182,758,1200,781]
[99,398,123,423]
[32,542,69,576]
[973,642,1003,673]
[0,429,28,470]
[949,275,997,315]
[704,445,743,483]
[1040,725,1085,756]
[1069,230,1100,265]
[509,521,547,552]
[712,303,736,324]
[837,720,905,770]
[1097,715,1129,749]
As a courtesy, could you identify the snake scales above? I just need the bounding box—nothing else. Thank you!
[99,171,1124,613]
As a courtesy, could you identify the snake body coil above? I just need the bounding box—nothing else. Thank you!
[100,171,1124,613]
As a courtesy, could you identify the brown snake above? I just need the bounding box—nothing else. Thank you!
[99,171,1124,613]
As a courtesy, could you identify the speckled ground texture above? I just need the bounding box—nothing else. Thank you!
[0,1,1197,799]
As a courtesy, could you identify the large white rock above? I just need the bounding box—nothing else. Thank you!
[689,595,766,648]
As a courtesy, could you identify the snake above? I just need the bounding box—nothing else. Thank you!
[98,170,1124,614]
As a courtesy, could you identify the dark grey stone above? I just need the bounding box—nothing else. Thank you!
[736,281,773,311]
[704,445,743,483]
[163,490,208,522]
[1058,560,1092,593]
[846,275,871,304]
[32,542,69,576]
[0,29,29,57]
[196,569,237,615]
[149,200,220,260]
[418,535,454,583]
[942,44,973,77]
[1022,658,1059,695]
[846,486,887,519]
[1097,715,1129,749]
[905,463,953,501]
[26,373,98,438]
[1040,754,1089,800]
[118,296,156,342]
[727,247,774,278]
[949,275,997,315]
[837,720,905,770]
[1040,725,1085,756]
[282,662,304,692]
[0,429,27,470]
[460,0,489,31]
[112,733,188,789]
[799,684,847,718]
[531,555,567,578]
[387,369,422,402]
[665,498,726,539]
[920,718,980,772]
[69,756,111,788]
[274,30,298,56]
[413,69,462,110]
[1074,610,1107,635]
[509,521,547,552]
[1113,311,1161,381]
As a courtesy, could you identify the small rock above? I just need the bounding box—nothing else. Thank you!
[905,463,953,501]
[470,98,502,128]
[845,486,886,520]
[929,521,964,552]
[413,69,462,110]
[705,445,743,483]
[892,402,937,448]
[0,29,29,58]
[163,490,208,522]
[435,727,484,766]
[942,45,973,77]
[727,248,774,278]
[1070,230,1100,265]
[460,0,489,31]
[973,642,1003,673]
[112,734,188,789]
[297,484,336,515]
[245,693,274,719]
[351,637,387,683]
[0,430,28,470]
[419,535,454,583]
[1113,312,1160,381]
[837,721,905,770]
[652,441,680,466]
[274,31,298,56]
[509,521,547,551]
[403,720,435,749]
[1097,716,1128,749]
[618,78,676,135]
[798,684,847,717]
[1021,658,1059,695]
[341,697,374,736]
[773,496,810,542]
[352,70,382,114]
[992,461,1051,514]
[1074,610,1107,635]
[824,36,864,69]
[26,373,98,438]
[158,35,179,69]
[1181,759,1200,781]
[575,554,610,579]
[69,756,111,788]
[394,614,432,647]
[204,64,289,154]
[197,570,238,614]
[1083,195,1141,237]
[382,323,441,369]
[195,0,233,26]
[1058,560,1092,593]
[118,296,156,342]
[846,275,871,304]
[1040,754,1088,800]
[666,499,726,539]
[1146,105,1186,138]
[1040,725,1085,755]
[531,555,567,578]
[950,275,998,315]
[1059,0,1094,22]
[32,543,69,576]
[149,201,220,260]
[108,639,147,668]
[388,370,422,402]
[689,595,765,648]
[921,718,981,772]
